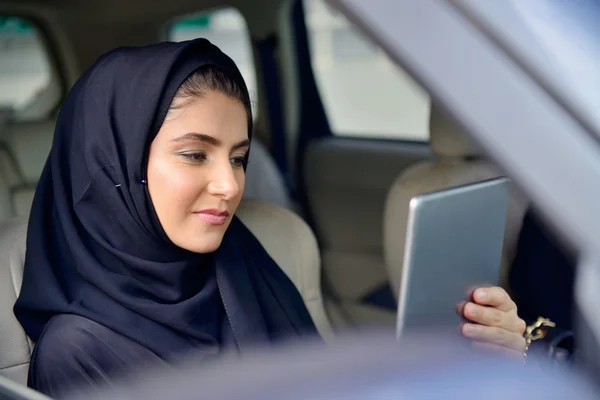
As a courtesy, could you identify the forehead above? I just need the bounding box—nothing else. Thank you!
[158,91,249,143]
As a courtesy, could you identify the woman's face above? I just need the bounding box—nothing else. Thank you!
[147,91,249,253]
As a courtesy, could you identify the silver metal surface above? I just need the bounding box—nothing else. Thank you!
[396,177,509,337]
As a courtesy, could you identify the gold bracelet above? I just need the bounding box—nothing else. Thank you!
[523,316,556,363]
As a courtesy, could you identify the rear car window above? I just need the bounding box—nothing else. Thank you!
[303,0,430,141]
[0,16,61,123]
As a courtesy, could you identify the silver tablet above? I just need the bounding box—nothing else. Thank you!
[396,177,510,337]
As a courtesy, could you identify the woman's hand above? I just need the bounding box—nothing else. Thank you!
[457,286,526,359]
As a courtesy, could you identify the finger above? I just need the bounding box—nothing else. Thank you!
[466,284,491,300]
[473,287,516,312]
[455,301,467,317]
[462,323,526,352]
[471,340,524,361]
[463,302,524,333]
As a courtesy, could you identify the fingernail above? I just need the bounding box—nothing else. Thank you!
[476,289,487,302]
[465,303,478,318]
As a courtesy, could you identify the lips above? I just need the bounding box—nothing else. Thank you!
[194,208,230,225]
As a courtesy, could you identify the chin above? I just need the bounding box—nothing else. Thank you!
[178,233,225,254]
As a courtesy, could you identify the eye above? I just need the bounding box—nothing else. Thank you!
[230,156,246,169]
[180,152,207,162]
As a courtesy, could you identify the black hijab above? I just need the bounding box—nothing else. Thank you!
[14,38,318,361]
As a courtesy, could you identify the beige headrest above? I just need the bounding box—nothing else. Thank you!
[429,103,482,158]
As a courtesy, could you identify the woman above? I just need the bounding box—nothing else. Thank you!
[13,39,525,398]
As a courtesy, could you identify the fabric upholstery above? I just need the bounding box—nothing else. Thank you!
[429,102,482,158]
[0,218,30,385]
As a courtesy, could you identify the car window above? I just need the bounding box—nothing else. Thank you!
[0,16,61,123]
[168,8,258,119]
[303,0,430,141]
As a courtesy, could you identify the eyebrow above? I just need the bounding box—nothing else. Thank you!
[171,132,250,150]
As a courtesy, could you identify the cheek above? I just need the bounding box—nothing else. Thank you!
[147,156,206,220]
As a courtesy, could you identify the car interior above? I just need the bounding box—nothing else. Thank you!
[0,0,540,396]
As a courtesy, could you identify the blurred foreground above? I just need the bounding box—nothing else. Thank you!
[65,328,598,400]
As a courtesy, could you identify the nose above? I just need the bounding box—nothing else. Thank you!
[206,161,240,200]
